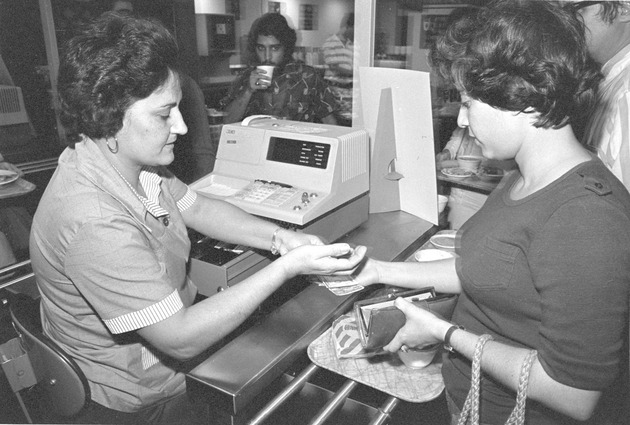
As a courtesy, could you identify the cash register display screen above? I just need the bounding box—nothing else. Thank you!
[267,137,330,169]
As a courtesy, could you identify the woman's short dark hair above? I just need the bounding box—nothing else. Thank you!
[58,11,179,146]
[430,0,602,129]
[247,13,297,65]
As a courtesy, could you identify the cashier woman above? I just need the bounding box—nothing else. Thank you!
[353,1,630,424]
[28,12,366,424]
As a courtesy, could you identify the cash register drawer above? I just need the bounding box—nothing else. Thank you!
[188,237,272,296]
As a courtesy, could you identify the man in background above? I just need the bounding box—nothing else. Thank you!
[220,13,337,125]
[322,13,354,126]
[567,0,630,192]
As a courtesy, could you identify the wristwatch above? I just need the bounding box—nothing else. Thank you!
[443,325,465,353]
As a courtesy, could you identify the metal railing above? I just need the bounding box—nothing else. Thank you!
[0,259,34,291]
[247,362,402,425]
[17,158,58,176]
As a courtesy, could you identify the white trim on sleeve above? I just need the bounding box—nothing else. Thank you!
[104,290,183,334]
[177,187,197,212]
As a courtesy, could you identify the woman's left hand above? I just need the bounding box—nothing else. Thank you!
[382,297,449,352]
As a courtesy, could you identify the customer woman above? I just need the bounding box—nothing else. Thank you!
[352,1,630,424]
[29,12,365,424]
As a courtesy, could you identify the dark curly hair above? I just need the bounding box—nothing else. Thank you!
[430,0,602,129]
[58,11,180,146]
[246,13,297,66]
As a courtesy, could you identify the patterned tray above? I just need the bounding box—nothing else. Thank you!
[308,327,445,403]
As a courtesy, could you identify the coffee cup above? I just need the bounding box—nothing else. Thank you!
[256,65,275,80]
[457,155,483,172]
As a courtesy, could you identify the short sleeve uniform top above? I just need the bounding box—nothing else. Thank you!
[30,138,198,412]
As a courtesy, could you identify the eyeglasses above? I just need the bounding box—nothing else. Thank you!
[565,1,605,13]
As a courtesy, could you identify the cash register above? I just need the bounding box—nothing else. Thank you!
[188,116,370,295]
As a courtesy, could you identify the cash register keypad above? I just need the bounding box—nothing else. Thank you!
[233,181,299,207]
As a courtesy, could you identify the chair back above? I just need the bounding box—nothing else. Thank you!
[9,293,90,418]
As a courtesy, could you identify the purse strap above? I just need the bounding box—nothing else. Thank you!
[457,334,537,425]
[505,349,537,425]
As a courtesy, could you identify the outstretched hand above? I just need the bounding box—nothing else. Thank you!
[275,229,325,256]
[279,243,367,278]
[344,257,381,287]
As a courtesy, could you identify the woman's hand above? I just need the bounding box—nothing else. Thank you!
[249,68,272,91]
[273,228,324,256]
[278,243,367,278]
[382,297,451,352]
[347,257,382,287]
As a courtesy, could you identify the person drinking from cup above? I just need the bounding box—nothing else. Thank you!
[220,13,338,125]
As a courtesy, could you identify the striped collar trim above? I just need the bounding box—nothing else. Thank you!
[114,165,169,219]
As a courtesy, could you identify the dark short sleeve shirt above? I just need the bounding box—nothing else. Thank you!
[443,158,630,424]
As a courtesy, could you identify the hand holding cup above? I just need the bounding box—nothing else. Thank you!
[250,65,274,91]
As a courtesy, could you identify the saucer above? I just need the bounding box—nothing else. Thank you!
[430,232,456,250]
[0,170,19,186]
[441,167,473,179]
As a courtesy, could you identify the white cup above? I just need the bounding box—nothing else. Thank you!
[457,155,483,172]
[256,65,275,80]
[398,343,440,369]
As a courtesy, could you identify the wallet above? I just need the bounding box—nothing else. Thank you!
[353,287,458,350]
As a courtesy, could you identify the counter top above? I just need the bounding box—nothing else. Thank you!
[186,211,437,416]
